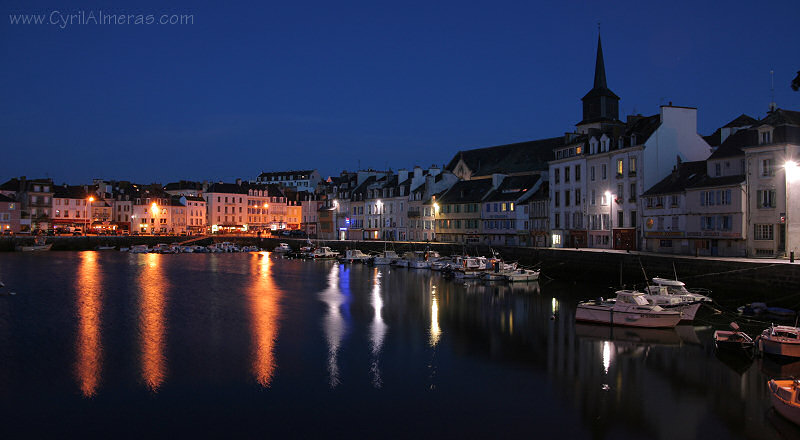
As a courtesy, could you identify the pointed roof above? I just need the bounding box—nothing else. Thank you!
[593,35,607,89]
[582,35,619,101]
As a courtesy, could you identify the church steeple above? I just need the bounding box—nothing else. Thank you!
[593,35,607,89]
[578,34,620,127]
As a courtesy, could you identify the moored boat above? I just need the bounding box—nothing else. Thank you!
[130,244,150,254]
[505,268,540,282]
[310,246,339,259]
[575,290,683,328]
[273,243,292,253]
[757,324,800,358]
[338,249,370,263]
[16,237,51,252]
[768,379,800,426]
[373,250,399,265]
[714,322,754,352]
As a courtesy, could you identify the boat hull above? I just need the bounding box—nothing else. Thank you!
[759,337,800,358]
[769,380,800,426]
[575,305,682,328]
[659,301,703,322]
[17,243,53,252]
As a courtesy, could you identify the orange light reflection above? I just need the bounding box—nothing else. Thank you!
[139,253,167,392]
[75,252,102,397]
[248,253,282,387]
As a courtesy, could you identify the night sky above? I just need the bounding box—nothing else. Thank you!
[2,0,798,184]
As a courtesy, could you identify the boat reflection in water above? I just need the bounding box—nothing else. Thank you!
[138,253,168,392]
[369,268,387,388]
[248,252,282,387]
[75,251,103,397]
[320,264,350,388]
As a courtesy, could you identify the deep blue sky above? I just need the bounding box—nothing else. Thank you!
[2,0,798,184]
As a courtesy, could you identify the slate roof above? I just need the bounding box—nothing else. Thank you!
[258,170,316,179]
[205,182,250,195]
[483,175,540,202]
[758,109,800,127]
[0,194,15,202]
[530,181,549,201]
[0,179,20,191]
[708,134,746,160]
[438,179,494,204]
[686,174,746,189]
[642,161,707,196]
[163,180,203,191]
[446,137,563,177]
[723,114,758,128]
[53,185,93,199]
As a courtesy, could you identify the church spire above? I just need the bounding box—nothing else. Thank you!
[578,33,620,127]
[594,35,607,90]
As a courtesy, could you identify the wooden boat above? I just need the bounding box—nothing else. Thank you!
[310,247,339,259]
[338,249,370,263]
[757,325,800,358]
[575,290,683,328]
[768,379,800,426]
[713,322,754,351]
[17,237,51,252]
[373,250,399,265]
[505,268,540,282]
[273,243,292,253]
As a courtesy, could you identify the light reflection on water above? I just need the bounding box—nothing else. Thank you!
[0,252,796,438]
[75,251,102,397]
[369,268,386,388]
[320,264,349,388]
[247,252,281,387]
[138,253,167,392]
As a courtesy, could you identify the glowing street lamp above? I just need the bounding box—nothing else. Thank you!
[151,202,158,235]
[786,161,798,261]
[605,191,613,248]
[85,196,95,235]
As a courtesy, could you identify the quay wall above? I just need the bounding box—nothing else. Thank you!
[2,236,798,301]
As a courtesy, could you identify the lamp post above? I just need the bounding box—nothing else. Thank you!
[605,191,613,249]
[333,200,339,240]
[786,161,798,261]
[151,202,158,235]
[376,199,383,241]
[85,196,94,235]
[433,202,439,242]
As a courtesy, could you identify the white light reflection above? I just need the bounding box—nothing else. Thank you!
[320,265,348,388]
[429,288,442,347]
[369,268,387,388]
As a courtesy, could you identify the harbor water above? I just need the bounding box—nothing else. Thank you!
[0,251,794,439]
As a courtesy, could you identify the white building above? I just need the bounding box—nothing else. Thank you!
[255,170,321,193]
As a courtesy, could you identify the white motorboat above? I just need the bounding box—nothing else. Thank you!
[639,278,712,322]
[769,379,800,426]
[16,237,51,252]
[575,290,683,328]
[273,243,292,253]
[95,245,116,250]
[130,244,150,254]
[430,258,452,271]
[645,277,712,302]
[505,268,540,282]
[310,246,339,259]
[373,250,399,265]
[338,249,370,263]
[757,325,800,358]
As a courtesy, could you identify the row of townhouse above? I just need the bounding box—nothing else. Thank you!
[642,109,800,257]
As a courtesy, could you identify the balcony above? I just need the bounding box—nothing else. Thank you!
[628,171,637,177]
[616,173,624,179]
[407,210,420,218]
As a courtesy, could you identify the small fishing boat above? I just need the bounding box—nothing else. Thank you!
[505,268,540,282]
[95,245,116,250]
[713,322,754,351]
[575,290,683,328]
[16,237,52,252]
[310,247,339,259]
[130,244,150,254]
[373,250,399,265]
[757,325,800,358]
[273,243,292,253]
[338,249,370,263]
[768,379,800,426]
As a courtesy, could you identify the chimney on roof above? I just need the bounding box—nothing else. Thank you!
[236,178,242,186]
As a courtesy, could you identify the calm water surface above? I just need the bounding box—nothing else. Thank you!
[0,252,796,439]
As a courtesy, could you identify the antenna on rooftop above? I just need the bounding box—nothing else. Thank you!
[769,69,777,113]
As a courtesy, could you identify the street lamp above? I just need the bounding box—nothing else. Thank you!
[432,202,439,242]
[151,202,158,235]
[376,199,383,241]
[605,191,613,249]
[786,161,798,260]
[85,196,94,235]
[333,200,339,240]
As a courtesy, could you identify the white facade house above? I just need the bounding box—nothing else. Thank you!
[255,170,321,193]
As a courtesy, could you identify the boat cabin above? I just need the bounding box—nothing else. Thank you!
[651,278,691,295]
[616,291,651,306]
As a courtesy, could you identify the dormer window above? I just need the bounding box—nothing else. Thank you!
[760,129,772,145]
[618,137,624,149]
[631,134,637,145]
